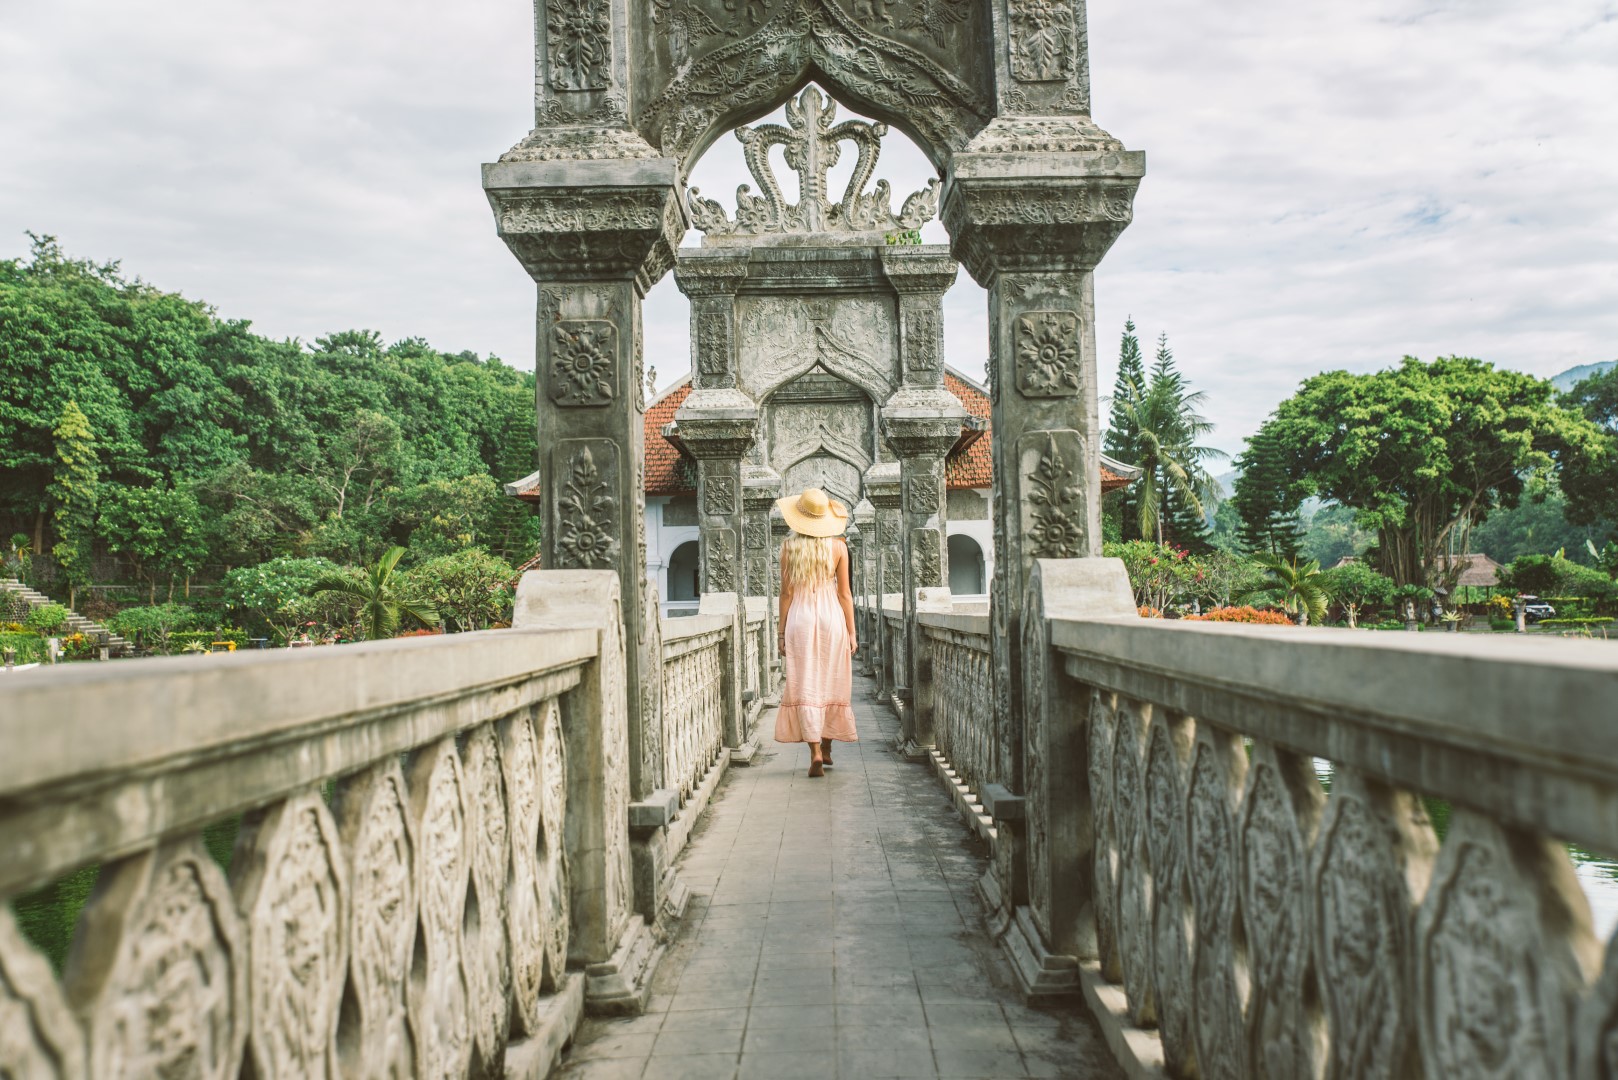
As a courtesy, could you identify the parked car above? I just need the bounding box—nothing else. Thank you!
[1520,597,1556,622]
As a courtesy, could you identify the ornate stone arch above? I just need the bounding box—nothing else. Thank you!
[637,0,994,175]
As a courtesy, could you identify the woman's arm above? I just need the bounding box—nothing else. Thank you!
[777,545,791,655]
[835,540,857,653]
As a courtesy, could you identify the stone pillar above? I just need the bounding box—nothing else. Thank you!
[863,463,902,703]
[675,394,758,603]
[484,7,686,967]
[943,126,1145,798]
[742,466,782,695]
[853,499,877,676]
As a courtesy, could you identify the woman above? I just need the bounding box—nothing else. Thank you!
[775,487,858,777]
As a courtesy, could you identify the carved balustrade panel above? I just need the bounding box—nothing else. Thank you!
[461,722,513,1077]
[233,789,347,1080]
[1048,602,1616,1080]
[0,623,597,1080]
[925,625,992,793]
[661,628,728,801]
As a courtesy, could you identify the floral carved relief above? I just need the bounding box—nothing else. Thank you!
[498,708,549,1038]
[406,739,473,1080]
[333,761,415,1078]
[550,320,617,407]
[704,474,739,516]
[707,528,739,593]
[1112,698,1156,1026]
[1187,728,1250,1080]
[1023,431,1087,559]
[537,699,572,990]
[1416,810,1593,1080]
[235,792,347,1080]
[69,839,247,1080]
[1087,689,1122,983]
[1147,713,1195,1071]
[461,723,512,1075]
[546,0,610,90]
[1016,311,1081,397]
[555,443,621,570]
[1008,0,1076,82]
[1310,771,1434,1080]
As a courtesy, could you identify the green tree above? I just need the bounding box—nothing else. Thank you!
[1244,555,1329,626]
[108,603,198,654]
[313,546,438,641]
[1560,365,1618,535]
[1317,561,1395,627]
[1103,318,1148,538]
[99,486,208,603]
[404,549,515,632]
[1113,338,1223,547]
[222,555,342,643]
[1231,427,1305,558]
[1248,357,1607,587]
[48,401,98,607]
[1300,503,1375,569]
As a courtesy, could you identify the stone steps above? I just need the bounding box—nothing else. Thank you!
[0,579,133,655]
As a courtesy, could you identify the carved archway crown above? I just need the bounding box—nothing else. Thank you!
[638,0,994,175]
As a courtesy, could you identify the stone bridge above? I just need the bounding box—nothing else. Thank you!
[5,1,1618,1077]
[4,566,1617,1078]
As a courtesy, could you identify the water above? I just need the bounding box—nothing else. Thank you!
[1313,760,1618,941]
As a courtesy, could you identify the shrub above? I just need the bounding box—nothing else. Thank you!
[170,629,249,652]
[24,604,69,635]
[108,604,198,653]
[1490,618,1514,631]
[1137,606,1162,619]
[1539,617,1615,628]
[0,631,45,665]
[1183,606,1293,625]
[402,549,515,633]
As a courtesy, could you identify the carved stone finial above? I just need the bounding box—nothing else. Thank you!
[687,86,940,243]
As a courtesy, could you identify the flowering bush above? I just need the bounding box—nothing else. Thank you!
[395,627,444,638]
[1183,606,1293,625]
[1137,606,1162,619]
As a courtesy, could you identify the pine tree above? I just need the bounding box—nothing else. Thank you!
[49,401,99,607]
[1232,424,1305,559]
[1114,332,1224,547]
[1104,319,1148,539]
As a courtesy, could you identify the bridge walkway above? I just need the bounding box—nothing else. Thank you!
[555,674,1121,1080]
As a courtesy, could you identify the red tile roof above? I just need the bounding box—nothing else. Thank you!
[644,370,1134,496]
[645,380,695,496]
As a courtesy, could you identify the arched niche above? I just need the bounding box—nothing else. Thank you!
[631,0,997,176]
[667,540,702,602]
[948,532,985,594]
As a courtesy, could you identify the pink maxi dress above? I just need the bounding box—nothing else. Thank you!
[775,565,858,744]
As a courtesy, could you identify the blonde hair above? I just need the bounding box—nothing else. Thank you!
[782,532,838,589]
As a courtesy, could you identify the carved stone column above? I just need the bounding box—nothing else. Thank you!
[484,2,684,999]
[942,18,1146,986]
[674,392,758,602]
[863,463,902,704]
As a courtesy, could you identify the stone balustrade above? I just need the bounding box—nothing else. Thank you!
[1013,558,1618,1079]
[916,610,994,795]
[0,571,783,1079]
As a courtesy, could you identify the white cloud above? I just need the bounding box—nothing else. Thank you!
[3,1,1614,455]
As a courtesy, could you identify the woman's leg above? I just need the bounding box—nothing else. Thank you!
[820,737,833,766]
[807,738,824,777]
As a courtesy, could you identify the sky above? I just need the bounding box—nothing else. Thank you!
[2,0,1615,458]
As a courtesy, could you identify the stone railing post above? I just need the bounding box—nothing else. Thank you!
[698,592,746,752]
[742,465,783,695]
[853,499,877,675]
[909,587,954,755]
[1010,558,1137,999]
[943,112,1145,798]
[863,463,902,700]
[674,395,758,604]
[513,570,661,1013]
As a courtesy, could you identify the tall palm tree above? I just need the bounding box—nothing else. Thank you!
[1116,374,1225,546]
[1245,554,1329,625]
[313,546,439,641]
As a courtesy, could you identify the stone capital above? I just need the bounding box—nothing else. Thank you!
[881,388,969,459]
[877,247,960,296]
[741,465,783,512]
[672,388,759,459]
[852,498,875,528]
[863,462,903,511]
[482,156,685,293]
[673,249,753,298]
[942,145,1146,285]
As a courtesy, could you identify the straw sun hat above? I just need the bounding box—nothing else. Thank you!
[776,487,849,537]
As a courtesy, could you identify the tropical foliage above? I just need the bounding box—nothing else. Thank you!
[313,546,439,641]
[1243,555,1329,626]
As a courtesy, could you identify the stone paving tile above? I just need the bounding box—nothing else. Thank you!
[555,674,1121,1080]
